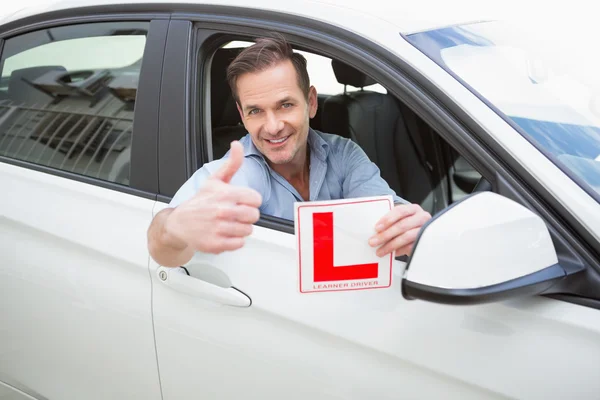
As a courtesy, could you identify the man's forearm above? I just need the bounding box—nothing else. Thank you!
[147,208,195,267]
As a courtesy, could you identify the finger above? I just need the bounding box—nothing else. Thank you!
[214,237,246,253]
[216,204,260,224]
[216,221,254,238]
[394,244,414,258]
[211,141,244,183]
[370,211,429,247]
[223,186,263,207]
[375,204,420,233]
[375,227,420,258]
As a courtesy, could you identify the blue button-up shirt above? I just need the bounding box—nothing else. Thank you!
[168,129,407,221]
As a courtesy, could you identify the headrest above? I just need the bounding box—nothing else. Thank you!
[331,59,376,88]
[211,47,243,127]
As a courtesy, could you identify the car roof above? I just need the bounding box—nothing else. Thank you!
[0,0,498,35]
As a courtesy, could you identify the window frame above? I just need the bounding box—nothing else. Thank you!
[186,22,496,235]
[0,11,168,200]
[151,6,600,307]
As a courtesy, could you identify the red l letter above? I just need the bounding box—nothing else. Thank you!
[313,212,378,282]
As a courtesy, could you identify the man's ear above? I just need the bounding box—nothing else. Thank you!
[236,102,249,131]
[308,86,318,119]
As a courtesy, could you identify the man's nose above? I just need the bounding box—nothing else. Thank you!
[264,111,284,135]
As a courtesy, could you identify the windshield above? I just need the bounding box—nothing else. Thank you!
[406,20,600,200]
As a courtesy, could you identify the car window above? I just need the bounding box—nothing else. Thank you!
[205,37,479,223]
[406,20,600,201]
[0,22,149,186]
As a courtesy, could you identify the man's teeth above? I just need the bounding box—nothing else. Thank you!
[269,137,287,143]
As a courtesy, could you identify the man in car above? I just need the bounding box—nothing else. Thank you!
[147,34,432,267]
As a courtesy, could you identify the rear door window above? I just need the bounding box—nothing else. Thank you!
[0,22,148,186]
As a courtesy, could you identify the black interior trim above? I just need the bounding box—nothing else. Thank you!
[256,214,294,235]
[130,19,168,194]
[157,194,172,203]
[155,194,295,234]
[547,294,600,310]
[190,29,224,168]
[158,19,192,196]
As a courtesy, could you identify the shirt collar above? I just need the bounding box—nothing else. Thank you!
[307,128,329,162]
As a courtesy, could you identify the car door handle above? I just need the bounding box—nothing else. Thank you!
[156,266,251,307]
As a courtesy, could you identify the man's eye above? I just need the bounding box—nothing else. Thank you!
[249,109,260,115]
[282,103,293,109]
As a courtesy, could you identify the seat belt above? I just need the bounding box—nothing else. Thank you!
[398,102,433,174]
[398,102,447,214]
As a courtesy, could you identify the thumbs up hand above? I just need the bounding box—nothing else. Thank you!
[210,139,246,184]
[164,141,262,255]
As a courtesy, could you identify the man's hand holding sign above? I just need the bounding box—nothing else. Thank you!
[370,204,432,258]
[296,193,430,293]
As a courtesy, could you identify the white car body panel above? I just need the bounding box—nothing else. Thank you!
[0,163,161,400]
[0,0,490,34]
[151,205,600,400]
[4,0,599,240]
[0,1,598,399]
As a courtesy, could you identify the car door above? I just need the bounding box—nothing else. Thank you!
[0,13,168,400]
[151,10,600,400]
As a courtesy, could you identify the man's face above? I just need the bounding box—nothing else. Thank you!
[235,59,317,166]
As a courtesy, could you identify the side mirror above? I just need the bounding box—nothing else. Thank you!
[402,192,582,304]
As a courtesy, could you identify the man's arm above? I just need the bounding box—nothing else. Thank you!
[147,142,262,267]
[147,207,196,267]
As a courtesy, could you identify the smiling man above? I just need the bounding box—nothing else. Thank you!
[147,34,431,267]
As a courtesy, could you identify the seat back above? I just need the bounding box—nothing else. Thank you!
[322,60,440,213]
[210,47,247,159]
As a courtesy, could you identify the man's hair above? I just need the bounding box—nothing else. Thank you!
[226,33,310,104]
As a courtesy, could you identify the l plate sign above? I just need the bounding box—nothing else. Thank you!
[295,196,394,293]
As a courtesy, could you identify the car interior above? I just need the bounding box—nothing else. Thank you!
[207,41,484,217]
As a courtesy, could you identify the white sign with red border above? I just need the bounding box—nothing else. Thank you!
[294,195,394,293]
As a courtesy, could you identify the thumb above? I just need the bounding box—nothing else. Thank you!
[211,141,244,183]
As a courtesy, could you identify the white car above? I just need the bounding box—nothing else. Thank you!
[1,1,599,399]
